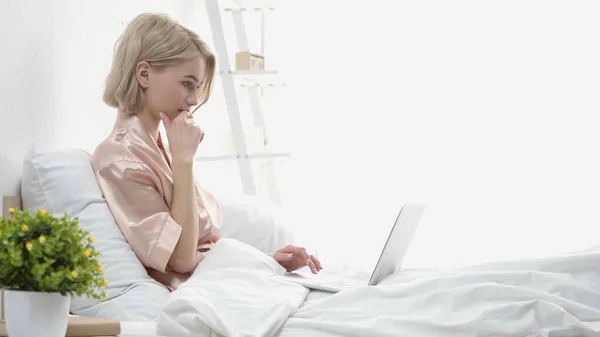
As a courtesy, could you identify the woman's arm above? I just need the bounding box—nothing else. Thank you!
[96,161,184,274]
[168,158,200,273]
[161,111,206,274]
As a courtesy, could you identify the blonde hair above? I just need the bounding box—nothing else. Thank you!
[103,13,216,114]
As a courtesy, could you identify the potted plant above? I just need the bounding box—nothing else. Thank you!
[0,208,107,337]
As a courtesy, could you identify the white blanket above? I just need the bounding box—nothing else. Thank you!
[159,241,600,337]
[278,251,600,337]
[157,239,309,337]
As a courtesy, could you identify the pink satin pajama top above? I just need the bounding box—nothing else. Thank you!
[91,113,222,291]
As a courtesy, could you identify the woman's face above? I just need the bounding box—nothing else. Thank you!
[140,57,206,121]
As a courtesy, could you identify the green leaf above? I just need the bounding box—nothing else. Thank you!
[0,209,106,298]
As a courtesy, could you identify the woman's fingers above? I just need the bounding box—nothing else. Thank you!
[307,257,318,274]
[310,255,322,271]
[184,114,195,124]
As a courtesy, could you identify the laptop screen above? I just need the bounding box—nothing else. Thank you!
[368,205,425,285]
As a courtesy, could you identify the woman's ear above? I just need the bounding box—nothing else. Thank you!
[136,61,151,88]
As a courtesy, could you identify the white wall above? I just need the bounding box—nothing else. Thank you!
[278,0,600,270]
[4,0,600,271]
[0,0,214,205]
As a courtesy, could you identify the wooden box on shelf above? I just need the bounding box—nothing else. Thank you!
[235,51,265,70]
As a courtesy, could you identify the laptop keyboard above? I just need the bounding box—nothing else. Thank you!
[307,276,366,289]
[282,267,372,291]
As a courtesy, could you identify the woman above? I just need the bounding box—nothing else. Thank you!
[92,12,321,291]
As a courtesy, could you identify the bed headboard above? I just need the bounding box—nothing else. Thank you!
[1,196,22,321]
[2,196,22,218]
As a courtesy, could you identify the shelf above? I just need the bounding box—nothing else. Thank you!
[220,70,278,76]
[196,152,290,162]
[224,6,275,12]
[219,70,285,87]
[247,152,290,160]
[222,0,276,12]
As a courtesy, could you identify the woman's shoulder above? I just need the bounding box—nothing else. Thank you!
[92,127,166,176]
[91,128,138,172]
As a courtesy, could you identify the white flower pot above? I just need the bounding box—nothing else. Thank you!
[4,289,70,337]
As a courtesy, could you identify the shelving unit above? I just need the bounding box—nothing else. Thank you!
[204,0,288,203]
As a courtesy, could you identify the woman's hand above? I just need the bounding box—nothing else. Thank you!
[160,111,204,163]
[272,245,323,274]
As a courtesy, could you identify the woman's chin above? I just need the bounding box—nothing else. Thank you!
[161,110,181,121]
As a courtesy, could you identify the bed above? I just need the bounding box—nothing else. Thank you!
[4,145,600,337]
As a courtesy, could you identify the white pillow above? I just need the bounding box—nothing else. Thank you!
[217,194,295,254]
[21,144,170,321]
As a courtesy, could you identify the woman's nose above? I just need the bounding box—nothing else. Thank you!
[186,93,199,107]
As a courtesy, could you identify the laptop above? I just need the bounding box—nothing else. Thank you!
[281,204,425,293]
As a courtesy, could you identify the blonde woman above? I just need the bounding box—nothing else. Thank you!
[92,13,321,291]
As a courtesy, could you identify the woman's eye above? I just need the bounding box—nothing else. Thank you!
[183,81,193,88]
